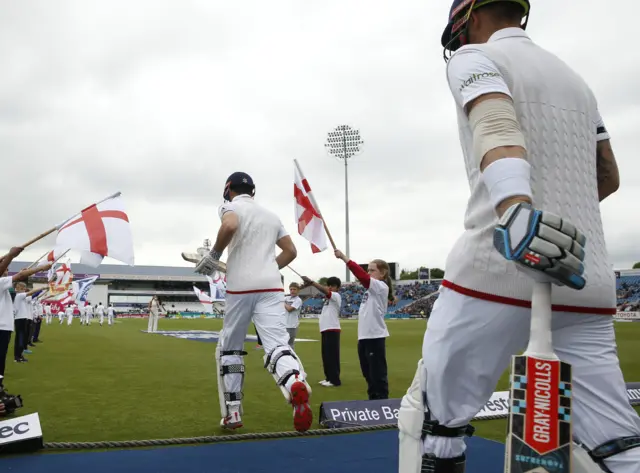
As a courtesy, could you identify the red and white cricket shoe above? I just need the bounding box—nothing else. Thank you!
[220,405,243,430]
[290,378,312,432]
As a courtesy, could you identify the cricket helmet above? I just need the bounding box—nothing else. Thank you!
[441,0,530,59]
[223,172,255,201]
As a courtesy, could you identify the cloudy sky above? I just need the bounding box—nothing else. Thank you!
[1,0,638,285]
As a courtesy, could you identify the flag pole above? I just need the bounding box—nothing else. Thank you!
[26,250,51,269]
[286,266,303,278]
[51,249,71,266]
[293,159,337,250]
[1,192,122,259]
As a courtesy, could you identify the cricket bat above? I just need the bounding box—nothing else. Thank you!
[180,252,227,273]
[504,281,572,473]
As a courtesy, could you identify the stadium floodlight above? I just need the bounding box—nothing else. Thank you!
[324,125,364,282]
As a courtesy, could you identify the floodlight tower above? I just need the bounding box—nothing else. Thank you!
[324,125,364,282]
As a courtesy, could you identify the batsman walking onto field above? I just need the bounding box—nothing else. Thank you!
[194,172,312,432]
[397,2,640,472]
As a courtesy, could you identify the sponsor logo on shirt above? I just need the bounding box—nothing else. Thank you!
[459,71,501,92]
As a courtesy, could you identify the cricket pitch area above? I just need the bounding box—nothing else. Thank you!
[3,317,640,472]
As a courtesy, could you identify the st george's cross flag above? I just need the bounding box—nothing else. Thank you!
[293,160,328,253]
[55,193,134,266]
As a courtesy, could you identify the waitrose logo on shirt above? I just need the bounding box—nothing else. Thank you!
[459,71,502,92]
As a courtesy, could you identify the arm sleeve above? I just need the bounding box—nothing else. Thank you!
[217,202,235,220]
[329,292,341,305]
[368,279,389,298]
[277,222,289,240]
[596,109,611,142]
[446,48,512,110]
[0,277,12,291]
[346,260,371,289]
[291,297,303,310]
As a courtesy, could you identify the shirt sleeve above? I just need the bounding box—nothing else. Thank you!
[595,109,611,142]
[0,276,12,291]
[291,297,303,310]
[446,48,512,110]
[277,222,289,240]
[218,202,235,220]
[369,278,389,299]
[329,292,341,305]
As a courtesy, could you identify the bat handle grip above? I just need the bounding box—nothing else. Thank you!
[526,281,557,359]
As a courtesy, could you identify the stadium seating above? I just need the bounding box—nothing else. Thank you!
[300,275,640,318]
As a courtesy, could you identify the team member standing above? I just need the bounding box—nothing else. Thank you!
[44,302,52,325]
[0,249,47,384]
[32,300,44,343]
[194,172,312,432]
[302,276,342,387]
[334,250,392,400]
[107,303,115,326]
[398,2,640,472]
[284,283,302,349]
[96,302,105,326]
[147,296,163,333]
[13,283,43,361]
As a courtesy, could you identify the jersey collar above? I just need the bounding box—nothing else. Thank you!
[488,27,530,43]
[231,194,253,202]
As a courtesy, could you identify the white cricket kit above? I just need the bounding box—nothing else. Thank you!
[357,279,389,341]
[85,305,93,325]
[319,292,341,333]
[107,306,115,325]
[216,194,308,420]
[66,306,74,325]
[148,300,160,332]
[58,310,64,323]
[97,305,105,325]
[398,28,640,473]
[44,304,52,324]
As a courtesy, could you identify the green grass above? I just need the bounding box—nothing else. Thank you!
[5,318,640,443]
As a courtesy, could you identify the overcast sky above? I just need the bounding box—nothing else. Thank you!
[1,0,638,286]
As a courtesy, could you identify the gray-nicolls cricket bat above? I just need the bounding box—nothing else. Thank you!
[504,281,572,473]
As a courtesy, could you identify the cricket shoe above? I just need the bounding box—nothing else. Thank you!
[290,378,312,432]
[220,405,243,430]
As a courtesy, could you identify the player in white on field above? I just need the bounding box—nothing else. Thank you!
[194,172,313,432]
[284,282,303,349]
[107,303,115,326]
[397,1,640,473]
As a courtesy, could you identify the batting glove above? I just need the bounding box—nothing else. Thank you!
[194,250,223,276]
[493,203,587,290]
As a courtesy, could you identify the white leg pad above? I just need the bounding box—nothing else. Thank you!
[264,345,310,403]
[215,344,226,417]
[398,359,426,473]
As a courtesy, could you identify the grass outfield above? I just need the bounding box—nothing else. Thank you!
[4,318,640,444]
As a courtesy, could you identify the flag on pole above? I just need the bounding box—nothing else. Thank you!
[193,286,214,314]
[55,194,134,266]
[293,161,328,253]
[72,276,99,303]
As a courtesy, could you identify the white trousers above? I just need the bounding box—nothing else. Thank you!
[99,313,104,325]
[67,313,73,325]
[58,314,64,323]
[219,291,304,401]
[419,287,640,472]
[148,311,158,332]
[108,314,113,325]
[45,315,52,325]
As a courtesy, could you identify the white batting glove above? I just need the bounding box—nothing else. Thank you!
[493,203,587,290]
[194,250,223,276]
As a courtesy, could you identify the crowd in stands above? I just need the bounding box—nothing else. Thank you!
[300,274,640,318]
[301,280,441,318]
[617,276,640,312]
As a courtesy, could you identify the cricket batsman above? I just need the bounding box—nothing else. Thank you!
[397,1,640,472]
[194,172,312,432]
